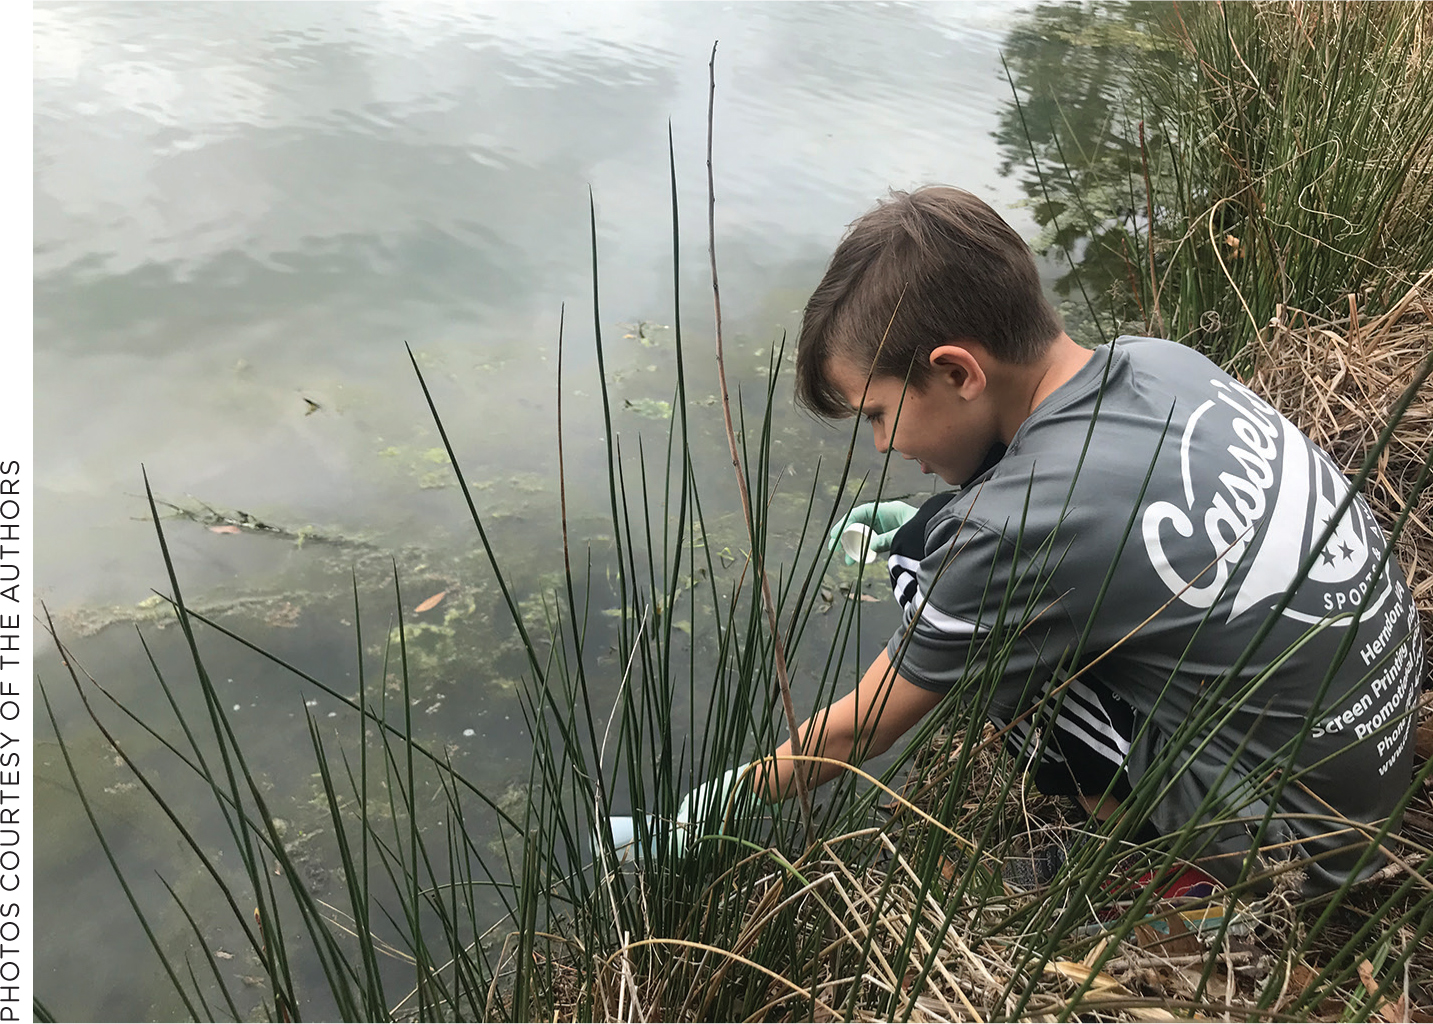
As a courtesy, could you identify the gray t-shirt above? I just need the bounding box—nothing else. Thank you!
[885,337,1423,893]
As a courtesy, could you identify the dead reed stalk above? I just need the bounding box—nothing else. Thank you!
[1247,272,1433,686]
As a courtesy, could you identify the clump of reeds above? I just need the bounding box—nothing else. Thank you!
[560,716,1433,1022]
[1012,1,1433,370]
[35,57,901,1019]
[1158,0,1433,367]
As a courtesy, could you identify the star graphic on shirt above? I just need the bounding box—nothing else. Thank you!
[1339,541,1355,561]
[1321,549,1336,566]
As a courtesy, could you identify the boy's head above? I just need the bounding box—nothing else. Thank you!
[795,186,1063,419]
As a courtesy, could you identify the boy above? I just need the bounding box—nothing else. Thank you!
[714,186,1423,895]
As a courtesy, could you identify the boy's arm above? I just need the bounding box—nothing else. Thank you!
[753,649,942,802]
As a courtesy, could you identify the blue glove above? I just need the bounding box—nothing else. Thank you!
[827,501,919,565]
[672,762,773,856]
[592,763,775,863]
[593,813,649,865]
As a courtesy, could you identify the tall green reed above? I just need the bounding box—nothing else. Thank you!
[1006,1,1433,370]
[36,107,916,1018]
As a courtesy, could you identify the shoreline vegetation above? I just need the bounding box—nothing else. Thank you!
[39,3,1433,1021]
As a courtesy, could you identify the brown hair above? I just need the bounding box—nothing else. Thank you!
[795,186,1064,417]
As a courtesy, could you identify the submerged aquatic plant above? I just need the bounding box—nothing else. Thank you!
[39,38,1433,1024]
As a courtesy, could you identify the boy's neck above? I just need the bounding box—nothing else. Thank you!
[991,332,1093,443]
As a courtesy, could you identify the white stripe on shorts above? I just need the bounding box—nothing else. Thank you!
[1045,676,1131,768]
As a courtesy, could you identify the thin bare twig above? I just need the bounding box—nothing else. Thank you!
[1139,120,1166,338]
[556,303,570,581]
[705,41,815,837]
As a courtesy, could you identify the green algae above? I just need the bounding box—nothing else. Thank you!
[623,397,672,420]
[620,320,671,347]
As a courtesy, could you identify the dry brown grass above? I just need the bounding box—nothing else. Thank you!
[1248,271,1433,679]
[542,732,1431,1021]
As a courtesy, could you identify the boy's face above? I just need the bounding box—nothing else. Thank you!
[827,351,1001,487]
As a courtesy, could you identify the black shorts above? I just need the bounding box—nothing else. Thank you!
[990,674,1139,803]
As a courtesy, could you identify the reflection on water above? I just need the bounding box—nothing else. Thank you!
[991,1,1184,339]
[28,2,1113,1017]
[36,1,1029,605]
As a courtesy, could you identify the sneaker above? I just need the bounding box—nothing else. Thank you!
[1004,840,1250,935]
[1098,861,1250,936]
[1002,842,1071,891]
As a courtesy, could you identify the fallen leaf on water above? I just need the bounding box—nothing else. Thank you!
[624,397,672,420]
[414,591,447,613]
[208,525,242,534]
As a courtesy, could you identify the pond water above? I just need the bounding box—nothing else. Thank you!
[32,2,1138,1018]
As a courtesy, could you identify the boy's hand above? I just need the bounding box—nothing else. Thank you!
[673,762,774,855]
[827,501,919,564]
[592,763,775,863]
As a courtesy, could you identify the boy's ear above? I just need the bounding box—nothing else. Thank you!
[928,342,988,398]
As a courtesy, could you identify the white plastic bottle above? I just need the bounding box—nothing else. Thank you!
[840,522,879,564]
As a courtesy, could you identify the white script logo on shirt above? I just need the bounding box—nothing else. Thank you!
[1139,376,1391,625]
